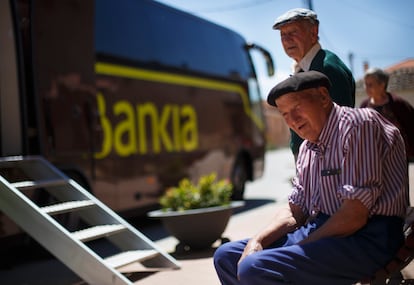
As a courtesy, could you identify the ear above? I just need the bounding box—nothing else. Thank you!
[310,24,319,42]
[318,87,331,107]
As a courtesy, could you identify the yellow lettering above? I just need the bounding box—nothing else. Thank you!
[181,105,198,151]
[95,94,199,157]
[113,101,137,157]
[156,105,173,153]
[172,105,181,151]
[94,93,112,159]
[137,103,157,154]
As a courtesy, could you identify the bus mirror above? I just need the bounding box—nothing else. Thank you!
[246,43,275,77]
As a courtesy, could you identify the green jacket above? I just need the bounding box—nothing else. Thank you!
[290,49,355,155]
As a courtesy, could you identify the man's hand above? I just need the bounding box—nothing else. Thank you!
[235,203,305,280]
[237,239,263,280]
[237,204,305,266]
[238,239,263,266]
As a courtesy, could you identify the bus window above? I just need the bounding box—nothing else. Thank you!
[95,0,252,80]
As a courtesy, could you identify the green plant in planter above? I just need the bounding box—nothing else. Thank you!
[159,173,233,211]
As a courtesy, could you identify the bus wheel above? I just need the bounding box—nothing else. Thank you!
[231,158,247,200]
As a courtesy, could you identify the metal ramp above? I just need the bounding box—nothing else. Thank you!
[0,156,180,285]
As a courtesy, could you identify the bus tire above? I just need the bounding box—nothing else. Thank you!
[231,157,248,200]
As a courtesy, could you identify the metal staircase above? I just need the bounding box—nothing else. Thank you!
[0,156,180,285]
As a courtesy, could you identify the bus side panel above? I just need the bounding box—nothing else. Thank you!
[92,0,265,213]
[94,69,245,211]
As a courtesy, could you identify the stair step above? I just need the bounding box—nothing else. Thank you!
[72,224,127,242]
[41,200,95,215]
[0,155,180,284]
[104,250,159,269]
[11,178,68,190]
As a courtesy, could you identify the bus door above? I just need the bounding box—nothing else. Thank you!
[0,0,23,156]
[30,0,97,176]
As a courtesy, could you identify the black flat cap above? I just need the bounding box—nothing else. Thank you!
[267,71,331,107]
[273,8,318,30]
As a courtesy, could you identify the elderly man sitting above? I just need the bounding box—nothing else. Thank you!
[213,71,408,285]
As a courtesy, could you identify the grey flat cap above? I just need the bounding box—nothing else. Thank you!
[267,71,331,107]
[273,8,318,29]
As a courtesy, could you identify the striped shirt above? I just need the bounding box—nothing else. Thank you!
[289,103,408,218]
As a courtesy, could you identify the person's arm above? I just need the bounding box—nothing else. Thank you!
[238,203,306,264]
[299,199,369,245]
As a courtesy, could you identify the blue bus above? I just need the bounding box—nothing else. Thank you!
[0,0,274,239]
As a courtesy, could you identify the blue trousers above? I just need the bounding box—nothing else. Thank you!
[213,214,404,285]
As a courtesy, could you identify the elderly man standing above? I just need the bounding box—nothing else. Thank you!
[273,8,355,160]
[213,71,408,285]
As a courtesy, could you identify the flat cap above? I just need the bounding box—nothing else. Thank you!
[267,71,331,107]
[273,8,318,29]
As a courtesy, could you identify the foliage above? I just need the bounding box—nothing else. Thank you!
[159,173,233,211]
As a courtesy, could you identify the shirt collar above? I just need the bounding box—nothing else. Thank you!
[294,43,321,73]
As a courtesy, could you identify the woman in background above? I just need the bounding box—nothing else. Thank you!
[361,67,414,162]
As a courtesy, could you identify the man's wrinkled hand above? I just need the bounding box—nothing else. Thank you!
[237,239,263,280]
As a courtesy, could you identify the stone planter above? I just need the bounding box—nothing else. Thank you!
[148,201,244,250]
